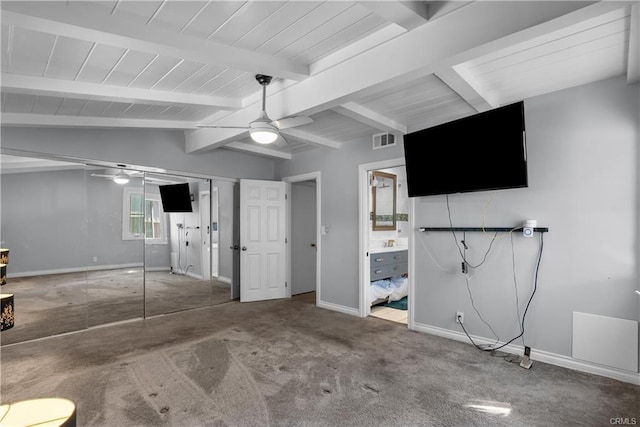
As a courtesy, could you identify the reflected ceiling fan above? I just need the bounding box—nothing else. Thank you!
[91,169,178,185]
[91,169,142,184]
[198,74,313,146]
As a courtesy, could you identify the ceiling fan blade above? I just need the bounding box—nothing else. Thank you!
[272,116,313,130]
[272,135,288,148]
[90,173,115,178]
[197,125,250,129]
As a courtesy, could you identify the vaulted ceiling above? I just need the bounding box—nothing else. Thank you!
[1,1,638,160]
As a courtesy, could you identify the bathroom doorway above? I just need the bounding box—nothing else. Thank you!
[358,158,413,328]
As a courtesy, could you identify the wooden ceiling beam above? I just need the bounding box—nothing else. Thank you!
[0,113,196,129]
[332,102,407,134]
[186,1,593,152]
[1,5,309,81]
[224,142,292,160]
[357,1,428,31]
[1,74,240,110]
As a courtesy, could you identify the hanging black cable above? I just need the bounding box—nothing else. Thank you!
[446,195,498,269]
[459,232,544,352]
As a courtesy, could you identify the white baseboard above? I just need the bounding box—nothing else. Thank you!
[533,346,640,385]
[217,276,232,284]
[412,321,640,386]
[317,300,360,317]
[8,263,144,278]
[145,266,171,272]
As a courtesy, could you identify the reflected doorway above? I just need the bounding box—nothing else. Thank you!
[145,173,211,317]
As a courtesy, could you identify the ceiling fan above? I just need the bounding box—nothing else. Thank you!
[198,74,313,146]
[91,169,142,184]
[90,169,175,185]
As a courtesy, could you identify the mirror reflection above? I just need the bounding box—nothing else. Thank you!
[0,153,231,345]
[371,171,397,231]
[0,156,90,344]
[144,173,212,316]
[86,166,144,326]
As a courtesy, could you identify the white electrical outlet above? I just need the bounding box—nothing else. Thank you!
[456,312,464,323]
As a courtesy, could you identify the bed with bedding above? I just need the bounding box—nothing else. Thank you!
[370,275,408,306]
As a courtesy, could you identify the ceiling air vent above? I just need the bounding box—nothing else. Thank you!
[372,133,396,150]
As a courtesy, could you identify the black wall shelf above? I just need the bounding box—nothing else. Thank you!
[419,227,549,233]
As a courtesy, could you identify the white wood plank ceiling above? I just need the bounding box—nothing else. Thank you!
[1,1,638,160]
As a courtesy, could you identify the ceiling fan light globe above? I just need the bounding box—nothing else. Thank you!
[250,128,278,144]
[113,174,130,184]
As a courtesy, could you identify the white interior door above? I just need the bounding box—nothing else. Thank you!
[240,179,287,302]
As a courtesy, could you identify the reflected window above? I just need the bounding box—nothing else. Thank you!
[122,188,167,244]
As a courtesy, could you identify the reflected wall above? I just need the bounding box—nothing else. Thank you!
[0,160,89,344]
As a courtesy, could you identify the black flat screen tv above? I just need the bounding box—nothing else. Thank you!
[159,183,193,212]
[403,101,527,197]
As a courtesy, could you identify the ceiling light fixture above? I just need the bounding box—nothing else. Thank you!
[250,118,279,144]
[248,83,279,144]
[113,173,130,185]
[197,74,313,147]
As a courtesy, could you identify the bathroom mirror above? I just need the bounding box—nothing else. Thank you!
[371,171,397,231]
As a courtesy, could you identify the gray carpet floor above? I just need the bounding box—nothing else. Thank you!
[1,294,638,426]
[1,268,231,345]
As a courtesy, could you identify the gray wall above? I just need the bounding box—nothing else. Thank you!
[277,76,639,359]
[1,169,89,273]
[276,132,405,307]
[0,127,276,180]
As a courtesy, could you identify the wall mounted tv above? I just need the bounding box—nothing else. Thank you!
[159,183,193,212]
[403,101,527,197]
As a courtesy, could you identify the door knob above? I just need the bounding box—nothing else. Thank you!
[310,243,316,247]
[241,246,247,251]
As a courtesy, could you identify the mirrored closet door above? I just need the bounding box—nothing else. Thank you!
[86,166,145,326]
[0,155,90,344]
[0,152,231,345]
[144,173,212,317]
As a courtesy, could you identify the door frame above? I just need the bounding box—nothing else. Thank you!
[199,190,211,281]
[358,158,415,329]
[282,171,321,306]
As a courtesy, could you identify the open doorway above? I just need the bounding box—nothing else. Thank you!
[200,188,219,279]
[359,158,413,327]
[283,172,321,306]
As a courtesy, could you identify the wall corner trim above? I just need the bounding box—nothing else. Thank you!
[412,321,640,386]
[317,300,360,317]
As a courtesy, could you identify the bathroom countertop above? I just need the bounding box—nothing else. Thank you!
[369,246,408,254]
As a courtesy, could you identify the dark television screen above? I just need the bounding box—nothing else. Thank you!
[159,183,192,212]
[403,101,527,197]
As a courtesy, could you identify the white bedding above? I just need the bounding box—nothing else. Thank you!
[370,276,408,305]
